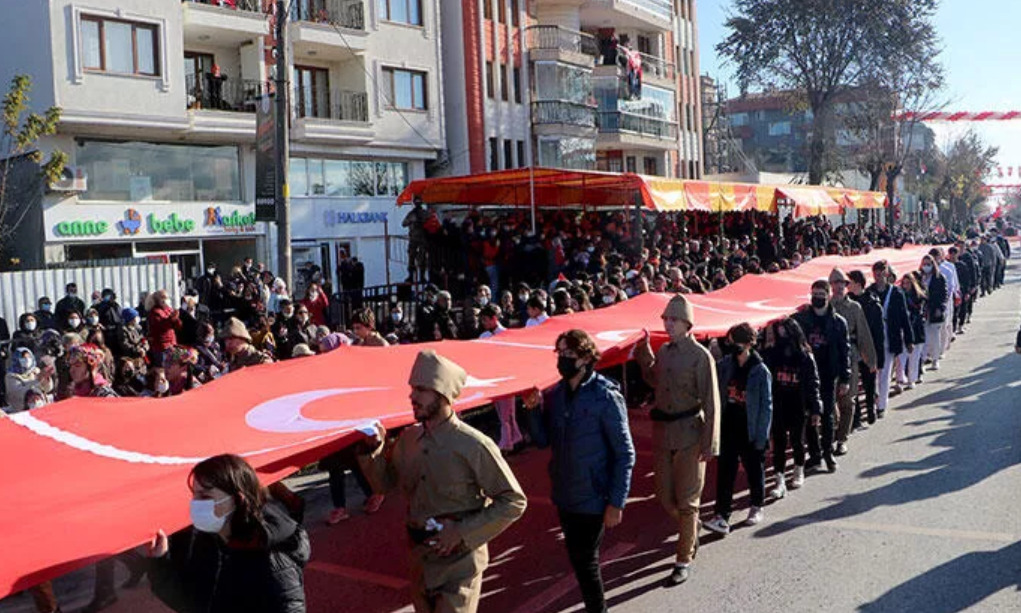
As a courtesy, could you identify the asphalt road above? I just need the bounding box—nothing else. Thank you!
[4,256,1019,613]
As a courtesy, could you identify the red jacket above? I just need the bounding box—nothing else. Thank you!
[147,306,181,353]
[302,292,330,327]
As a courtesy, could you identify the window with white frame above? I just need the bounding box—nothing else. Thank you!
[768,121,792,136]
[378,0,422,25]
[81,15,160,76]
[382,68,427,110]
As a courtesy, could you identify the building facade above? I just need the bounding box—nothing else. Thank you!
[0,0,445,291]
[439,0,703,178]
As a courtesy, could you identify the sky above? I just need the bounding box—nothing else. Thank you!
[698,0,1021,196]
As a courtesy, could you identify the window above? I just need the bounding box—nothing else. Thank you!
[512,67,521,103]
[290,158,309,198]
[383,68,427,110]
[489,138,499,171]
[500,64,508,101]
[80,16,160,76]
[378,0,422,25]
[483,0,492,19]
[77,140,240,202]
[485,62,494,99]
[730,112,748,127]
[503,140,513,169]
[290,158,410,196]
[510,0,519,26]
[295,66,330,118]
[768,121,792,136]
[517,140,525,168]
[643,156,658,175]
[497,0,506,23]
[625,156,637,173]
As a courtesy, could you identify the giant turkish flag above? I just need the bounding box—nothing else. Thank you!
[0,247,931,596]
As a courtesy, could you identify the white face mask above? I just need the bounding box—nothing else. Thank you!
[28,400,46,410]
[86,316,99,326]
[68,317,81,328]
[282,308,294,318]
[478,297,489,306]
[19,355,34,370]
[602,295,614,305]
[156,381,170,394]
[24,321,37,332]
[391,312,402,322]
[189,496,233,533]
[203,336,215,345]
[518,293,528,302]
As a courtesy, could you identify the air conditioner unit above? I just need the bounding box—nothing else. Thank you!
[49,166,88,193]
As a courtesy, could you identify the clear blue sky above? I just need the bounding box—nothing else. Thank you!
[698,0,1021,190]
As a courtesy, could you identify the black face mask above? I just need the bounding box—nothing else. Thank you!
[557,356,583,380]
[811,296,828,310]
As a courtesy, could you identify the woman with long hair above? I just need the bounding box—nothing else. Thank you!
[898,272,927,389]
[148,454,310,613]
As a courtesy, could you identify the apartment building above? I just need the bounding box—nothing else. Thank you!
[439,0,702,178]
[0,0,445,289]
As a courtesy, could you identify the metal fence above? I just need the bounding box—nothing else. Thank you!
[329,282,423,331]
[0,264,180,326]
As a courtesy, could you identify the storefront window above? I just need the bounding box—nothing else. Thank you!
[77,140,241,202]
[290,158,309,198]
[324,160,353,197]
[290,158,410,197]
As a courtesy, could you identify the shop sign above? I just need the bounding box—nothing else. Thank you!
[147,212,196,234]
[323,211,388,226]
[206,207,257,233]
[55,219,110,237]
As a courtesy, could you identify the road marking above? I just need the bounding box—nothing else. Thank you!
[509,541,636,613]
[790,518,1015,543]
[306,560,410,589]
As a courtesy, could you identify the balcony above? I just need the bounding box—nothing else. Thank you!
[597,111,678,150]
[181,0,269,46]
[532,100,597,138]
[593,47,674,88]
[290,0,368,61]
[291,90,374,144]
[579,0,674,32]
[185,73,266,138]
[526,25,599,67]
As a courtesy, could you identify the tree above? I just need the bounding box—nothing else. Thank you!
[717,0,941,185]
[0,75,66,251]
[929,131,998,228]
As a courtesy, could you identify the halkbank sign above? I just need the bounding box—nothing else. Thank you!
[45,203,262,243]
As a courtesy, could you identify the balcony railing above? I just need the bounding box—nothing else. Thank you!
[186,73,267,112]
[638,51,675,82]
[183,0,264,13]
[532,101,597,128]
[296,90,369,122]
[526,25,599,57]
[597,111,678,140]
[619,0,674,22]
[291,0,365,30]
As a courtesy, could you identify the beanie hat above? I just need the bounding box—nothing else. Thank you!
[121,307,139,322]
[291,343,315,357]
[219,317,252,343]
[662,294,694,325]
[828,268,849,284]
[408,350,467,405]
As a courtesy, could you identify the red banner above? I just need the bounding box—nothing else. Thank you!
[0,247,932,596]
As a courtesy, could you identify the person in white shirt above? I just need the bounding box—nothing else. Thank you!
[930,248,959,359]
[477,304,506,339]
[525,296,550,328]
[476,304,521,451]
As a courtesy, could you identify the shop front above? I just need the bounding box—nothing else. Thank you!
[44,202,265,280]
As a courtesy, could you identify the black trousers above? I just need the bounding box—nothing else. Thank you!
[558,511,607,613]
[771,393,805,473]
[716,406,766,519]
[807,379,836,461]
[328,465,373,509]
[855,362,877,425]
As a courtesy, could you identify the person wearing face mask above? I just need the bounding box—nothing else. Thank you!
[288,306,317,350]
[5,347,53,412]
[300,282,330,327]
[178,290,212,346]
[704,323,772,535]
[114,308,149,362]
[95,289,123,334]
[221,317,273,373]
[634,294,720,585]
[828,268,877,456]
[145,290,182,366]
[266,277,290,314]
[193,262,219,307]
[918,255,948,372]
[12,313,42,357]
[358,350,526,613]
[56,282,86,324]
[145,367,172,398]
[147,454,310,613]
[163,346,202,395]
[193,322,226,380]
[63,310,87,339]
[522,330,635,613]
[34,297,58,331]
[414,284,440,343]
[792,280,851,474]
[866,260,915,418]
[83,308,103,334]
[898,273,928,390]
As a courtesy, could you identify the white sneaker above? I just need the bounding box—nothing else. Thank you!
[904,382,915,390]
[790,465,805,489]
[704,515,730,535]
[931,362,940,371]
[746,506,763,526]
[770,475,787,499]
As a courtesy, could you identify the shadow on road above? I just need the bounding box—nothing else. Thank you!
[857,540,1021,612]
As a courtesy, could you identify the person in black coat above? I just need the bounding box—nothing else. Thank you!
[148,454,309,613]
[792,280,850,473]
[949,243,978,334]
[867,260,915,418]
[95,289,123,335]
[55,282,86,324]
[34,297,59,331]
[179,290,212,347]
[11,312,41,357]
[918,254,948,370]
[0,315,9,398]
[848,270,884,426]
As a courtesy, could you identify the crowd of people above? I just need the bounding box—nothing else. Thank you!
[0,209,1014,613]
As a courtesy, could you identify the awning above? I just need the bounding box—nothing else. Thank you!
[675,180,778,212]
[826,187,888,210]
[775,185,843,217]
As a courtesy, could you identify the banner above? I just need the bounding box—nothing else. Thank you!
[255,93,277,222]
[0,247,932,596]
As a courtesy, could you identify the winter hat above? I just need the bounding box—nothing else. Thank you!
[408,349,467,405]
[121,307,139,322]
[662,294,694,325]
[318,332,352,353]
[291,343,315,357]
[219,317,252,343]
[828,268,850,285]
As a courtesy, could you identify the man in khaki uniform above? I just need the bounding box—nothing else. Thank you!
[635,294,720,586]
[828,268,877,455]
[361,350,526,612]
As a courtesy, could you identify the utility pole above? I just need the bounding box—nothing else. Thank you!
[275,0,292,290]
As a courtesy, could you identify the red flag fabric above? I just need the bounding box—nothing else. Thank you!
[0,247,932,596]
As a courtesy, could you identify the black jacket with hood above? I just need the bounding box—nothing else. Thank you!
[150,499,310,613]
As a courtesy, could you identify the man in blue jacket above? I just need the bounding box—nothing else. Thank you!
[525,329,636,613]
